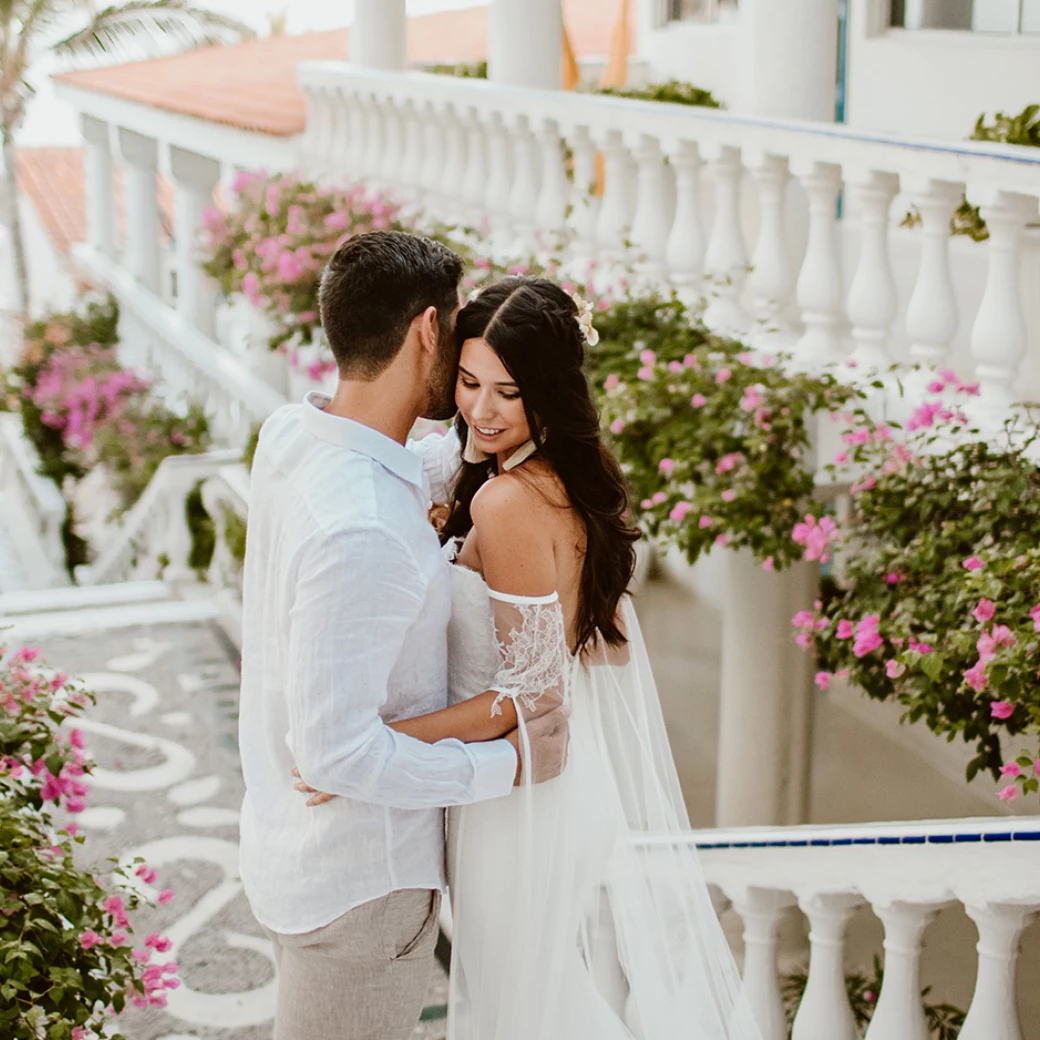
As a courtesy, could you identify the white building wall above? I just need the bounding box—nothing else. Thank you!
[17,196,78,319]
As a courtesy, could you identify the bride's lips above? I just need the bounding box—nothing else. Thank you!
[470,424,506,442]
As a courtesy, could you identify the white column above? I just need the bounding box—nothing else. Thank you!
[169,147,221,338]
[489,0,562,90]
[749,154,794,334]
[535,118,569,236]
[792,893,863,1040]
[969,191,1038,413]
[596,130,633,252]
[863,901,944,1040]
[461,107,489,225]
[716,551,815,826]
[846,170,899,371]
[629,135,672,280]
[794,160,845,365]
[667,140,706,290]
[740,0,840,121]
[351,0,406,70]
[703,146,751,335]
[905,179,963,372]
[733,888,797,1040]
[960,902,1039,1040]
[81,115,116,259]
[118,128,161,294]
[566,125,599,255]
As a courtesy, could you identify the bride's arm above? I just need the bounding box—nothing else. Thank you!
[388,693,517,744]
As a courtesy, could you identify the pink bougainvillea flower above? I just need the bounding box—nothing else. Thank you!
[690,393,707,408]
[990,700,1015,720]
[651,491,667,506]
[659,458,675,475]
[991,624,1017,649]
[791,611,815,628]
[977,632,997,660]
[80,930,102,950]
[962,556,984,571]
[133,948,153,963]
[637,366,654,381]
[639,349,656,366]
[604,374,620,390]
[698,515,712,529]
[609,419,625,435]
[110,932,128,947]
[136,864,158,885]
[795,632,813,650]
[957,382,980,396]
[836,619,854,640]
[158,889,175,905]
[716,453,742,475]
[834,451,849,465]
[1000,762,1022,778]
[669,502,692,524]
[640,499,653,510]
[997,785,1019,802]
[964,661,989,692]
[926,379,946,394]
[715,369,731,383]
[668,360,683,373]
[973,599,995,624]
[814,672,832,691]
[884,572,904,585]
[762,556,775,572]
[885,659,906,679]
[1030,604,1040,632]
[721,489,736,502]
[714,534,728,548]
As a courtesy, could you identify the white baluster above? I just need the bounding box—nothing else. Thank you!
[792,892,863,1040]
[484,110,514,228]
[596,129,633,252]
[703,145,751,335]
[380,101,404,187]
[305,86,331,168]
[794,160,845,366]
[846,170,900,371]
[629,134,672,280]
[421,102,446,198]
[960,902,1039,1040]
[733,887,797,1040]
[535,117,568,237]
[864,901,944,1040]
[345,93,366,177]
[567,125,599,258]
[666,139,706,291]
[749,154,794,337]
[508,114,541,244]
[440,104,470,220]
[905,180,963,373]
[968,191,1038,414]
[398,99,424,199]
[328,88,351,175]
[461,106,489,226]
[362,95,384,179]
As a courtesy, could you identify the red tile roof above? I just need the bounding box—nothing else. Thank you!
[55,1,633,137]
[18,146,176,256]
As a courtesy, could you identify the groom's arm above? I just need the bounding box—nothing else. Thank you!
[285,525,517,808]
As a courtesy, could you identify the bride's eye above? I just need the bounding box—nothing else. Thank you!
[460,379,479,390]
[499,391,520,401]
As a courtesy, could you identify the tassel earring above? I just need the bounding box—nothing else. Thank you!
[462,429,490,464]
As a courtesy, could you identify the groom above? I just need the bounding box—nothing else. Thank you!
[238,230,570,1040]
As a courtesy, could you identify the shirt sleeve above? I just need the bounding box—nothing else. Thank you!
[408,426,461,505]
[286,526,516,807]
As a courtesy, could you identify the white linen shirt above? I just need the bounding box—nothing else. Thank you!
[239,394,516,935]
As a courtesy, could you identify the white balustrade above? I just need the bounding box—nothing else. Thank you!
[461,106,490,224]
[666,139,706,291]
[597,129,633,252]
[201,463,250,639]
[748,154,794,338]
[630,135,672,280]
[567,126,599,257]
[703,145,751,335]
[636,818,1040,1040]
[509,114,541,240]
[535,118,569,236]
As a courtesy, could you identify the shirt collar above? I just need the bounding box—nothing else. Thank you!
[302,392,423,489]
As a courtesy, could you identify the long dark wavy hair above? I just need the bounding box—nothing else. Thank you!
[441,277,639,653]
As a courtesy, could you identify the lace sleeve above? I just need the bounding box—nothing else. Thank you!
[407,426,460,505]
[487,589,569,718]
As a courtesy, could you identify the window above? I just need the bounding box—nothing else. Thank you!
[890,0,1040,33]
[668,0,739,24]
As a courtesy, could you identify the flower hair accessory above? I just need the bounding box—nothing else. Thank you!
[570,293,600,347]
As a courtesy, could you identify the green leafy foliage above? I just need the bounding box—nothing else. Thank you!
[971,104,1040,147]
[424,61,488,78]
[186,480,216,576]
[596,79,723,108]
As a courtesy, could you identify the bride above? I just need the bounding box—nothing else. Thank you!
[304,277,761,1040]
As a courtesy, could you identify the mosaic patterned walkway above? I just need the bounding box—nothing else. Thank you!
[25,614,447,1040]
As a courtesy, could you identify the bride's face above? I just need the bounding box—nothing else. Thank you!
[456,337,532,457]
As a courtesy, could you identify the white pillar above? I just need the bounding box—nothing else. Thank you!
[81,115,116,259]
[792,893,863,1040]
[733,888,797,1040]
[960,902,1039,1040]
[489,0,562,90]
[351,0,406,70]
[969,191,1038,414]
[740,0,840,121]
[794,160,845,365]
[118,128,161,295]
[170,147,221,338]
[716,551,816,826]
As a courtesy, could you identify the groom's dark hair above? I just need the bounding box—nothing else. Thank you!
[319,230,464,380]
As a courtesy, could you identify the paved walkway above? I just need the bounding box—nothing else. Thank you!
[32,617,448,1040]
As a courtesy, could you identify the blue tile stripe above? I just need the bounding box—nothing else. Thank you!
[691,830,1040,851]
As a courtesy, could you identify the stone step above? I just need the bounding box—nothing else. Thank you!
[0,579,171,617]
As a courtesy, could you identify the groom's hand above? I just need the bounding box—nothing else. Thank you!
[291,767,337,807]
[506,705,571,785]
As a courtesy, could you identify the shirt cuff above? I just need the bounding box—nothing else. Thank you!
[467,738,518,802]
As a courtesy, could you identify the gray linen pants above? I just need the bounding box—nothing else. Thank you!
[267,888,442,1040]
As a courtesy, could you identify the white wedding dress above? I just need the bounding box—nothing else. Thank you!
[444,554,763,1040]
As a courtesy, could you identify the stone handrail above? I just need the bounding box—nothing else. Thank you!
[635,817,1040,1040]
[297,63,1040,425]
[80,450,241,588]
[0,414,68,589]
[201,463,250,638]
[72,244,288,447]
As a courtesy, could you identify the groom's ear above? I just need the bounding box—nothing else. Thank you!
[415,306,440,358]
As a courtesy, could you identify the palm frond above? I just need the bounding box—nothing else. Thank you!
[52,0,255,63]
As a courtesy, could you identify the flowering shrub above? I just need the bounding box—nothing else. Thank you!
[0,645,178,1038]
[201,170,406,351]
[794,403,1040,797]
[592,296,861,568]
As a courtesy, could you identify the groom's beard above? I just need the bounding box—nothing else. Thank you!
[422,327,460,421]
